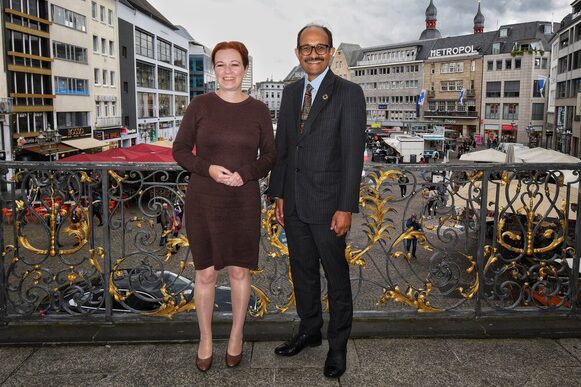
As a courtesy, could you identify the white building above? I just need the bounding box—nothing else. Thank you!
[253,80,284,122]
[89,0,127,147]
[118,0,190,143]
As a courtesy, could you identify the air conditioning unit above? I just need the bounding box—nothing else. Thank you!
[0,98,13,114]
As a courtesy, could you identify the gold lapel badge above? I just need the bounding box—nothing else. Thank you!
[322,94,329,101]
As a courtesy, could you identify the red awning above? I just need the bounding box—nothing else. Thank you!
[502,125,515,131]
[58,144,175,163]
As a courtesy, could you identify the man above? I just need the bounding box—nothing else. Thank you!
[268,24,366,378]
[404,213,422,259]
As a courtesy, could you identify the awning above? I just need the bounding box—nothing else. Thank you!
[24,144,77,156]
[62,137,108,150]
[502,125,515,131]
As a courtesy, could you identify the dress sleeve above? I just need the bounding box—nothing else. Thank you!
[172,99,211,177]
[236,103,277,183]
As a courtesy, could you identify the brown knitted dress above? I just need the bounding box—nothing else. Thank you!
[172,92,276,270]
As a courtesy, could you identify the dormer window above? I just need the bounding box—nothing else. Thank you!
[499,28,509,38]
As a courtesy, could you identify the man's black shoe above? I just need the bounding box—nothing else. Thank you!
[274,332,322,356]
[324,349,347,378]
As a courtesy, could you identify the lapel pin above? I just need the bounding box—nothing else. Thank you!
[322,94,328,101]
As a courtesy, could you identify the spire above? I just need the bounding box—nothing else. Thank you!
[420,0,441,40]
[474,0,485,34]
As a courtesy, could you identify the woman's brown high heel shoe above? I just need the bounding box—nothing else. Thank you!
[225,351,242,368]
[196,354,213,372]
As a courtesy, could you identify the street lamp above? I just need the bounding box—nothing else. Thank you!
[37,124,62,160]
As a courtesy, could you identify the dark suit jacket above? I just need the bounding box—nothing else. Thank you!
[268,70,366,224]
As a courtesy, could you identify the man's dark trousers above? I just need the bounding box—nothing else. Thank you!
[285,210,353,351]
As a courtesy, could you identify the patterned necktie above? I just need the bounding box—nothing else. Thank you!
[299,84,313,134]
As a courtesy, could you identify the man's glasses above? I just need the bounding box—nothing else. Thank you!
[298,44,330,56]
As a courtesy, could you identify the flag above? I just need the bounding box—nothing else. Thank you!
[458,87,465,106]
[537,75,547,98]
[416,89,426,118]
[418,89,426,106]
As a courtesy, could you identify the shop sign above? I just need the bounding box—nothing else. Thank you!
[430,45,477,57]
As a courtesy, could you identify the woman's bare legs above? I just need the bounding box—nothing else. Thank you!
[195,266,218,359]
[227,266,251,355]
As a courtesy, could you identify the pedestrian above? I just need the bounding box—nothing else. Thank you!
[158,202,171,246]
[173,40,276,372]
[398,173,409,197]
[268,24,366,379]
[422,187,439,218]
[92,194,103,226]
[404,213,422,258]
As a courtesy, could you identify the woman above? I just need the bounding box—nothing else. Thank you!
[173,41,276,372]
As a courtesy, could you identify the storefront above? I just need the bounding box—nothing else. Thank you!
[501,124,516,143]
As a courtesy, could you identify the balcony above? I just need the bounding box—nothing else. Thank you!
[466,89,476,97]
[95,116,122,128]
[0,161,579,341]
[424,110,479,118]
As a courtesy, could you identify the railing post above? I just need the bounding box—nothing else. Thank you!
[0,191,6,325]
[571,166,581,315]
[101,167,113,322]
[475,169,491,317]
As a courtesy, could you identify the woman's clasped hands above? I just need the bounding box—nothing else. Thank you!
[209,165,243,187]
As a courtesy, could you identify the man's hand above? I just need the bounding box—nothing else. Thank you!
[275,198,284,227]
[330,210,351,236]
[209,165,232,184]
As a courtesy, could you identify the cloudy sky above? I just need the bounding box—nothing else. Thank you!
[147,0,572,82]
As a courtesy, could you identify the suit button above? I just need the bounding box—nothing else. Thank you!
[296,168,301,172]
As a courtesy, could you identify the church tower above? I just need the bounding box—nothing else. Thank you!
[419,0,442,40]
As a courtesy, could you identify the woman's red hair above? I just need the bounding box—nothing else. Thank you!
[211,41,249,68]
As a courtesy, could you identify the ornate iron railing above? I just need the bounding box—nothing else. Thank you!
[0,161,579,325]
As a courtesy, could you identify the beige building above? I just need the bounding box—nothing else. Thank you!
[89,0,127,147]
[330,43,360,80]
[481,22,554,146]
[0,6,10,160]
[423,33,494,139]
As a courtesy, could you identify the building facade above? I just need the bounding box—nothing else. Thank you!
[89,0,126,147]
[253,80,284,122]
[480,22,554,147]
[330,43,360,80]
[550,1,581,156]
[2,0,54,160]
[0,6,10,160]
[351,42,427,128]
[177,26,215,100]
[118,0,189,143]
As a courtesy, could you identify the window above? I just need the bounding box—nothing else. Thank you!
[159,94,173,117]
[100,5,105,22]
[91,1,97,19]
[175,72,187,92]
[440,80,463,91]
[492,43,501,54]
[502,103,519,120]
[515,58,521,69]
[53,41,88,64]
[174,46,187,68]
[158,67,172,90]
[101,38,106,54]
[157,39,172,63]
[93,35,98,52]
[485,103,500,119]
[111,101,117,116]
[505,59,512,70]
[122,46,127,58]
[500,28,508,37]
[110,71,115,87]
[138,92,155,118]
[109,41,114,56]
[487,61,493,71]
[135,29,154,58]
[123,81,128,93]
[440,62,464,74]
[57,112,88,128]
[94,68,99,84]
[504,81,520,97]
[136,62,155,88]
[96,101,101,117]
[486,81,501,98]
[51,5,86,32]
[108,9,113,25]
[531,103,544,121]
[54,77,89,95]
[496,60,502,70]
[102,70,107,86]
